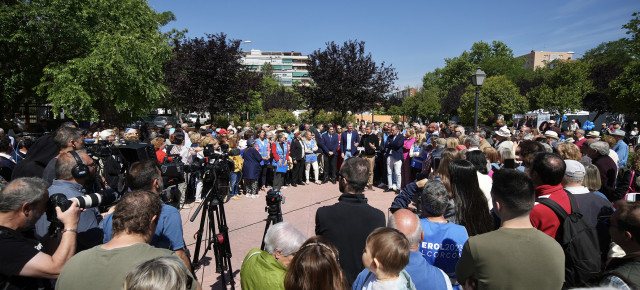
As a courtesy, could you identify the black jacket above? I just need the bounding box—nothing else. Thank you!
[361,134,379,156]
[11,135,59,179]
[290,139,305,161]
[315,193,385,285]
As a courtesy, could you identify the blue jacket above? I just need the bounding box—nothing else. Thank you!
[322,133,340,155]
[341,130,360,156]
[313,130,325,154]
[386,134,405,160]
[242,147,263,180]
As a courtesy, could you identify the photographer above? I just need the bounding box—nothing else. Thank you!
[0,177,81,289]
[35,150,104,251]
[102,160,191,271]
[42,125,85,185]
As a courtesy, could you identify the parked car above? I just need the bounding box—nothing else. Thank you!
[152,115,176,127]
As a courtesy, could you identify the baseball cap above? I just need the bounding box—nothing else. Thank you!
[564,160,585,178]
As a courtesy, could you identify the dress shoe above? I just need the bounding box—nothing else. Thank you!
[395,189,401,195]
[322,179,328,184]
[384,188,393,193]
[292,183,297,187]
[331,179,336,184]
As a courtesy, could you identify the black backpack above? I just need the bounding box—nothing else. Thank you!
[536,191,601,288]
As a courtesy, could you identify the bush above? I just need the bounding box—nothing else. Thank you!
[254,109,297,126]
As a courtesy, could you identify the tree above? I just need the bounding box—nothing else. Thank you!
[401,88,441,121]
[2,0,175,121]
[582,39,633,120]
[164,33,259,116]
[609,11,640,114]
[305,40,397,123]
[526,60,594,116]
[458,75,527,124]
[260,75,301,111]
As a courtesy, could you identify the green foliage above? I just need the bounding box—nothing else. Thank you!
[458,75,527,124]
[401,89,441,121]
[610,61,640,113]
[526,60,594,115]
[253,109,297,126]
[622,11,640,56]
[388,105,402,123]
[2,0,174,121]
[298,110,355,125]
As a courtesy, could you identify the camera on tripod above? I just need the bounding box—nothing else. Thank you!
[265,189,284,215]
[84,139,118,158]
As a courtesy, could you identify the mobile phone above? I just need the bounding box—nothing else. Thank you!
[504,158,516,169]
[626,193,639,202]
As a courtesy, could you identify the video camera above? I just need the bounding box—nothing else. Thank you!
[265,189,284,217]
[84,139,118,158]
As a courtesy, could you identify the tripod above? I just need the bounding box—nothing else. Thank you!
[260,190,284,250]
[190,181,234,289]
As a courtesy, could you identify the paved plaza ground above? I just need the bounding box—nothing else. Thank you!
[179,182,398,289]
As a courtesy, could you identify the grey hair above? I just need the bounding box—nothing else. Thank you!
[0,177,49,212]
[55,150,88,180]
[263,222,306,256]
[387,213,422,247]
[456,126,465,136]
[498,148,515,160]
[421,180,450,216]
[590,141,610,156]
[576,129,585,135]
[53,126,82,149]
[124,255,190,290]
[477,130,486,138]
[466,134,480,147]
[99,129,114,140]
[435,137,447,148]
[564,174,584,184]
[0,128,4,135]
[347,121,354,126]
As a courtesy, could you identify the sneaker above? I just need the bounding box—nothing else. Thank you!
[315,181,321,185]
[245,194,253,199]
[252,194,260,199]
[232,195,242,200]
[181,204,191,209]
[282,186,288,189]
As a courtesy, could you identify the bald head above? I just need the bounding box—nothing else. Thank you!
[388,209,423,248]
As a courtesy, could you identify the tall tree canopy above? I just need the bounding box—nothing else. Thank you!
[164,33,261,115]
[1,0,175,121]
[609,11,640,114]
[458,75,527,124]
[305,40,397,122]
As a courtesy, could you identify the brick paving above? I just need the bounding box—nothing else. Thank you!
[179,182,397,289]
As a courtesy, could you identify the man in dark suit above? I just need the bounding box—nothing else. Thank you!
[315,157,385,285]
[385,125,404,193]
[289,131,306,186]
[321,126,340,183]
[340,122,360,161]
[360,125,379,190]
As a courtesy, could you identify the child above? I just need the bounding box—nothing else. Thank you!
[353,227,415,290]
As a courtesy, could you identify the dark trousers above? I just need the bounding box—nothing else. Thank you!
[273,172,285,191]
[259,164,269,189]
[325,154,338,180]
[292,160,305,183]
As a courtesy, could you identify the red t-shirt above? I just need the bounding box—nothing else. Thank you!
[530,184,572,239]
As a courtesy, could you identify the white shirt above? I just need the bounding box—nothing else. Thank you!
[346,131,353,150]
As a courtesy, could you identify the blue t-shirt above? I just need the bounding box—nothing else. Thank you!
[419,219,469,287]
[103,203,185,251]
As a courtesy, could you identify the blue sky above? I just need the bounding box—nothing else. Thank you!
[149,0,639,89]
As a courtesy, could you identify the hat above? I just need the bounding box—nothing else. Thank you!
[614,121,621,125]
[586,131,600,139]
[215,128,221,133]
[205,129,214,135]
[495,127,511,137]
[548,120,556,124]
[611,129,625,137]
[544,131,559,140]
[247,138,256,147]
[564,160,585,178]
[219,129,228,134]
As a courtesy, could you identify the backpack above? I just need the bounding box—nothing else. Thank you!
[536,191,601,288]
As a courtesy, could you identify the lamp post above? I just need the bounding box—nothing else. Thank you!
[471,67,486,132]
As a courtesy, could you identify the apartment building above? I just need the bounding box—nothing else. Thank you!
[518,50,575,69]
[241,49,311,86]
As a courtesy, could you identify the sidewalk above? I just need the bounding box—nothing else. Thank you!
[179,182,398,289]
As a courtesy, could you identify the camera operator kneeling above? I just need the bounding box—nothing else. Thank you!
[35,150,105,252]
[0,177,82,289]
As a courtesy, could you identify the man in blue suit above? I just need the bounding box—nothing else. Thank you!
[385,125,404,193]
[322,126,340,184]
[341,122,360,161]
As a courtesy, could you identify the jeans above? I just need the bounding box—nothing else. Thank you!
[230,172,240,196]
[344,150,354,160]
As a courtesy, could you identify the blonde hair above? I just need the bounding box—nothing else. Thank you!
[556,142,582,161]
[150,137,165,151]
[406,128,416,139]
[446,137,459,149]
[188,132,201,145]
[200,136,216,147]
[415,133,426,146]
[582,163,602,192]
[124,256,191,290]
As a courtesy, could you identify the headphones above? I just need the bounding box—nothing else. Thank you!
[69,151,89,179]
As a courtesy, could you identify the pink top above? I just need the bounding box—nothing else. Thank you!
[403,138,415,160]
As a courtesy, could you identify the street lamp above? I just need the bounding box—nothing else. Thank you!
[471,67,486,131]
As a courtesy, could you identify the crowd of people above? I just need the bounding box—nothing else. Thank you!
[1,116,640,289]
